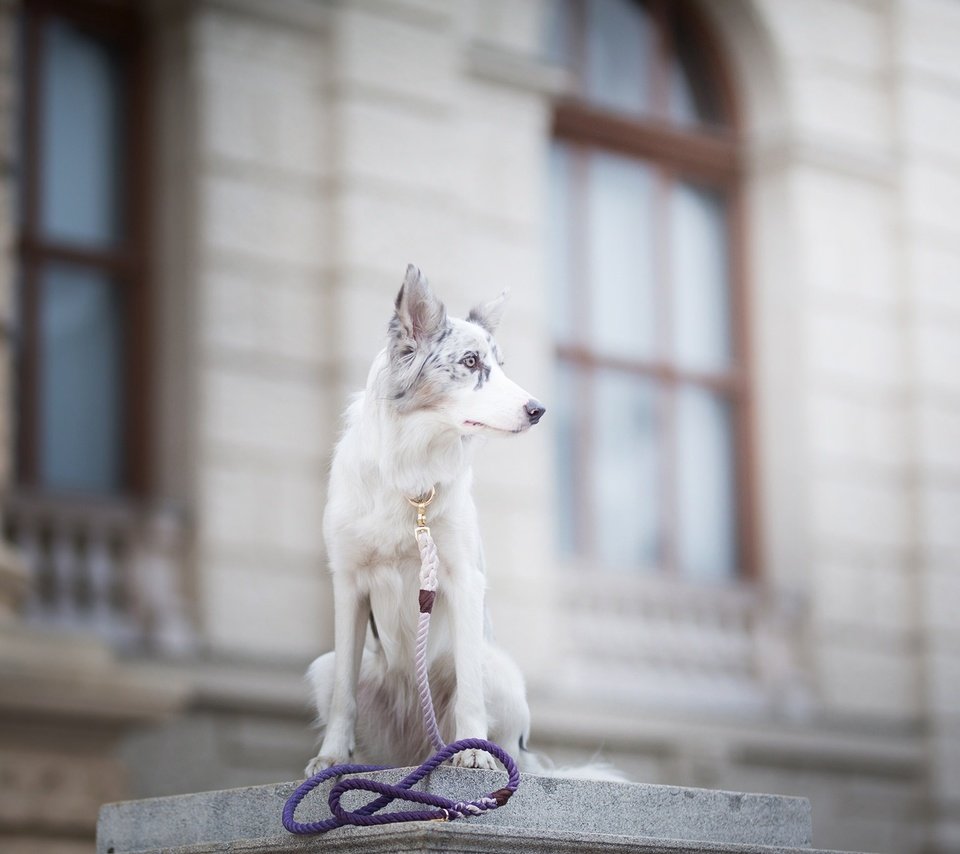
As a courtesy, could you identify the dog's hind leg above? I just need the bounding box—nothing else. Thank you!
[306,652,335,723]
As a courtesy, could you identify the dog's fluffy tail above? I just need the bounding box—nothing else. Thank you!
[517,747,628,783]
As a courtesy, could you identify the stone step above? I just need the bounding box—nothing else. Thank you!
[96,766,867,854]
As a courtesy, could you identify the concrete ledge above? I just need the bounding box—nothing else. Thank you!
[97,766,866,853]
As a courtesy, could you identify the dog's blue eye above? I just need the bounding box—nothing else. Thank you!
[461,354,478,370]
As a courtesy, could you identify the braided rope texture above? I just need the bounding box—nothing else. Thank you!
[282,527,520,835]
[416,528,439,592]
[281,738,519,833]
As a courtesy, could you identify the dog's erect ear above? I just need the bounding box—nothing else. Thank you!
[467,289,510,335]
[393,264,447,342]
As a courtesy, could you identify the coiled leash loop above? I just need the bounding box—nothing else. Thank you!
[282,488,520,834]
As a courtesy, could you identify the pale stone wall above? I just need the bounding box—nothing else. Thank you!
[766,0,919,725]
[75,4,960,853]
[3,0,960,853]
[172,0,562,671]
[322,0,560,672]
[895,2,960,851]
[662,2,956,850]
[188,1,335,659]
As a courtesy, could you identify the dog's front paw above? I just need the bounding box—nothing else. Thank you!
[304,753,347,777]
[451,749,497,771]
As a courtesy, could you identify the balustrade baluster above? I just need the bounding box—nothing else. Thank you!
[51,519,80,627]
[88,524,119,638]
[13,514,43,617]
[1,494,189,650]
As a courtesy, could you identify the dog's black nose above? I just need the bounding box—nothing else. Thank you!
[525,400,546,425]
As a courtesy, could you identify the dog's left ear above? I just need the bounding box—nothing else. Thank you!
[393,264,448,343]
[467,289,510,335]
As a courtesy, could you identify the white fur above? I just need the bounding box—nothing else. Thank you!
[304,267,618,781]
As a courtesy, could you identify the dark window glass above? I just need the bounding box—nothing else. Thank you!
[40,17,125,247]
[39,264,123,491]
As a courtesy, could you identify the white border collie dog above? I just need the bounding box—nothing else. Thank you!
[305,264,546,775]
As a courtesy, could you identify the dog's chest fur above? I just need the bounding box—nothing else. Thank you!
[338,507,466,671]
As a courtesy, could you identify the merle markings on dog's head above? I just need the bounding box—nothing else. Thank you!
[386,264,545,435]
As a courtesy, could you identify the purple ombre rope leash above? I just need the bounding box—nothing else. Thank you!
[282,489,520,834]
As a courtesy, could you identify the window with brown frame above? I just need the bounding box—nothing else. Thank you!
[15,0,150,497]
[547,0,756,580]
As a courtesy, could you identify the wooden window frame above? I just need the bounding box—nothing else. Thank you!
[553,0,759,580]
[16,0,152,497]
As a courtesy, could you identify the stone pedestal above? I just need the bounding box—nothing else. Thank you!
[97,766,871,854]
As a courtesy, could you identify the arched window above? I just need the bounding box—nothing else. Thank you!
[547,0,754,580]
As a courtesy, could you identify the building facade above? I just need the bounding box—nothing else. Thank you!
[0,1,958,852]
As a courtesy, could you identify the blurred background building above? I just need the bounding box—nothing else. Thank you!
[0,0,957,851]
